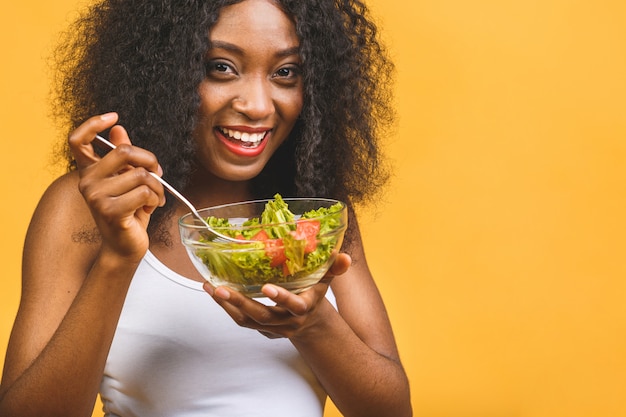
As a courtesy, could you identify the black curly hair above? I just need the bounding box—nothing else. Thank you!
[52,0,395,234]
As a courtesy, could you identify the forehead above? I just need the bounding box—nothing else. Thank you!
[210,0,299,48]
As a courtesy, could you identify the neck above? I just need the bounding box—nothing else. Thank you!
[183,171,254,209]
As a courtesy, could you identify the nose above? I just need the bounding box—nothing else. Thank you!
[232,76,275,120]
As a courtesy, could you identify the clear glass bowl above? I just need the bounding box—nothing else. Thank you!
[179,198,348,298]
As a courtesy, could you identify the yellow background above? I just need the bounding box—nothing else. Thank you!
[2,1,625,416]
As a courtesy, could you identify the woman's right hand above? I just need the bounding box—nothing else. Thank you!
[68,112,166,262]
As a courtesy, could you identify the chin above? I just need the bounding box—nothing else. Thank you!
[209,163,267,183]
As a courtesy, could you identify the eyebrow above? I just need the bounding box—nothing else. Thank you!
[209,40,300,58]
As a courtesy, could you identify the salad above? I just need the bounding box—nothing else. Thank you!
[195,194,346,287]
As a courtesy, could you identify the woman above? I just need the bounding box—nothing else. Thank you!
[0,0,412,416]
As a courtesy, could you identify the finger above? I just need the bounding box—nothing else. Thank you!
[80,138,166,209]
[258,330,284,339]
[327,252,352,276]
[205,285,295,327]
[108,124,132,147]
[107,125,163,176]
[89,144,163,181]
[261,281,330,316]
[68,113,119,169]
[204,285,258,324]
[85,181,164,225]
[80,165,165,211]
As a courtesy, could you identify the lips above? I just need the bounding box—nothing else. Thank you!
[216,127,271,157]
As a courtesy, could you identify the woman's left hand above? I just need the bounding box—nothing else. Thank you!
[203,253,351,339]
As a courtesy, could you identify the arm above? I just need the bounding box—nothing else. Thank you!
[292,229,412,417]
[0,114,165,417]
[0,174,141,417]
[205,219,412,417]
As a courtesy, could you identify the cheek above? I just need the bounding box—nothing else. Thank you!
[278,89,304,125]
[197,83,229,119]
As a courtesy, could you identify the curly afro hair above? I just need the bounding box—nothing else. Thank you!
[52,0,395,233]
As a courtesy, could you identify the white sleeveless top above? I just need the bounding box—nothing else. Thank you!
[100,250,333,417]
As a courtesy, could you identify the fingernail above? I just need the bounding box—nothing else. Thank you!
[215,287,230,300]
[203,282,214,296]
[263,285,278,298]
[100,112,117,121]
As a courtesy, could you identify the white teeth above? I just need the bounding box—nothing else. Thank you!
[221,128,267,144]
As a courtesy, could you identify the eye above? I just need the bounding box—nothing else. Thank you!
[272,65,302,85]
[205,60,237,79]
[276,68,293,77]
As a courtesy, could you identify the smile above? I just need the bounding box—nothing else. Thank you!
[219,127,268,148]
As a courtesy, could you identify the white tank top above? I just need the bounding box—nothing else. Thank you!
[100,250,333,416]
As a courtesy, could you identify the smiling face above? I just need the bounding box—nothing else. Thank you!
[192,0,303,184]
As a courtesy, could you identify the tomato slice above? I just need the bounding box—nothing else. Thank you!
[251,230,269,241]
[250,230,286,267]
[293,219,321,253]
[263,238,286,267]
[248,219,320,268]
[281,262,290,277]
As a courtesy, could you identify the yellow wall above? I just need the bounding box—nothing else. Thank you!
[2,1,625,416]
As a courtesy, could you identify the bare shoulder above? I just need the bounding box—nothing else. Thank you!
[26,171,100,245]
[22,171,100,292]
